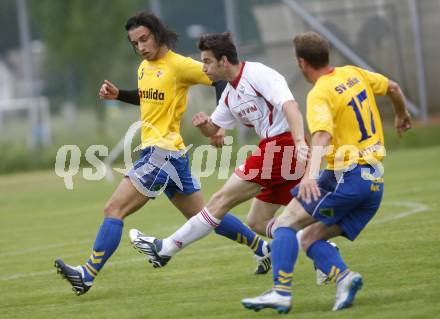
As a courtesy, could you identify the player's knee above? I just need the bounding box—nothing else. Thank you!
[246,213,265,232]
[246,216,258,231]
[276,206,298,229]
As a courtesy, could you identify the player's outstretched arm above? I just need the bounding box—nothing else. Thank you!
[386,80,412,137]
[99,80,140,105]
[192,112,221,137]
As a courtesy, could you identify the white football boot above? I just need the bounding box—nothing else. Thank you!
[332,271,363,311]
[242,289,292,314]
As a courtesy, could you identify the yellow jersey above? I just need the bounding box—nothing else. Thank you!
[306,66,389,170]
[137,50,212,150]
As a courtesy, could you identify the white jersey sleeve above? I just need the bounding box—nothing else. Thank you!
[248,63,295,110]
[210,91,236,129]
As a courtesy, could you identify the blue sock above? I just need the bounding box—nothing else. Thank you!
[307,240,348,283]
[82,218,123,282]
[271,227,298,296]
[215,213,267,256]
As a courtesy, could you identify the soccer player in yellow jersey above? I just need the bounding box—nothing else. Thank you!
[242,32,411,313]
[54,12,271,296]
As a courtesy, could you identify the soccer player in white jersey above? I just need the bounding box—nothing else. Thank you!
[128,32,309,275]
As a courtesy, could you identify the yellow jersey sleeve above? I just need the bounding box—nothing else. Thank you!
[353,67,389,95]
[306,89,334,136]
[177,57,212,86]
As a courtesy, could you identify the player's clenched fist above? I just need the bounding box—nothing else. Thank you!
[395,111,412,137]
[99,80,119,100]
[192,112,210,127]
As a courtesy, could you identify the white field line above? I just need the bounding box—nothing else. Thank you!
[0,225,179,258]
[0,244,234,281]
[0,256,146,281]
[372,200,429,225]
[0,200,429,282]
[0,241,90,258]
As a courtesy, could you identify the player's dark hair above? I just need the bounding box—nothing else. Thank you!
[198,32,239,65]
[293,31,330,69]
[125,11,178,48]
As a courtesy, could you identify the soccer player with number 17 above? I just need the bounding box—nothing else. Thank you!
[242,31,412,313]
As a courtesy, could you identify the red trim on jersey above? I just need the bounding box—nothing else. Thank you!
[230,61,246,88]
[267,101,274,127]
[251,86,262,97]
[224,92,229,108]
[249,83,274,137]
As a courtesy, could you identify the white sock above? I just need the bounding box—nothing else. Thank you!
[266,218,276,239]
[160,208,221,256]
[296,229,304,250]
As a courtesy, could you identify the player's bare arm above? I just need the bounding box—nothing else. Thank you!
[282,100,308,162]
[386,80,412,136]
[192,112,221,137]
[298,130,332,204]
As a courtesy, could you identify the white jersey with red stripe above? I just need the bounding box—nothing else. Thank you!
[210,61,295,139]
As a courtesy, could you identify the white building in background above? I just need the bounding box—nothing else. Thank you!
[0,60,13,101]
[4,40,46,99]
[0,60,14,130]
[0,41,51,147]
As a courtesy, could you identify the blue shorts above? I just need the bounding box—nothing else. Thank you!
[126,146,200,199]
[291,164,384,240]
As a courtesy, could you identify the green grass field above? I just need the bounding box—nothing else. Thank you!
[1,146,439,319]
